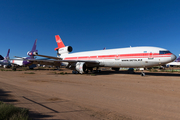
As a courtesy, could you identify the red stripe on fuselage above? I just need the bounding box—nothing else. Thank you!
[64,53,172,60]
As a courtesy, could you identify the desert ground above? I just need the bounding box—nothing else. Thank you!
[0,68,180,120]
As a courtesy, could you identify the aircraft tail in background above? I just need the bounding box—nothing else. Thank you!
[5,49,10,60]
[27,39,38,57]
[31,39,37,52]
[175,54,180,62]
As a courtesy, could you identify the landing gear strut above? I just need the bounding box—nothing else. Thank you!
[140,68,145,76]
[141,72,145,76]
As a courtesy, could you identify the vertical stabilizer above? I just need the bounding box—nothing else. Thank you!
[31,39,37,52]
[54,35,65,51]
[27,39,38,58]
[175,55,180,62]
[6,49,10,59]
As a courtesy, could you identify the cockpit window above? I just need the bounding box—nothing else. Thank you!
[159,51,171,54]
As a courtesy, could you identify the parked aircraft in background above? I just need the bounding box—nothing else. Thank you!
[166,54,180,67]
[11,40,39,70]
[0,49,11,68]
[33,35,176,76]
[11,39,61,70]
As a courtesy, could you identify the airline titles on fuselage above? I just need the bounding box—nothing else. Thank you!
[121,59,143,62]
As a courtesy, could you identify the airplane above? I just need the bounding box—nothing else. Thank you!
[166,54,180,67]
[11,40,39,70]
[31,35,176,76]
[11,39,62,70]
[0,49,11,68]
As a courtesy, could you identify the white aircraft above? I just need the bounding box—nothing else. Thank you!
[166,54,180,67]
[32,35,176,76]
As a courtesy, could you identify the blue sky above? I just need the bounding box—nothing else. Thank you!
[0,0,180,58]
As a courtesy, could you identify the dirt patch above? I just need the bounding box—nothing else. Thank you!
[1,69,180,119]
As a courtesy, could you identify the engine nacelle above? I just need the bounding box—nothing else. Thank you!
[4,57,10,60]
[57,46,73,55]
[75,62,86,74]
[3,64,11,68]
[3,65,7,68]
[27,51,38,56]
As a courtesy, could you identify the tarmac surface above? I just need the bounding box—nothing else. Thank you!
[0,69,180,120]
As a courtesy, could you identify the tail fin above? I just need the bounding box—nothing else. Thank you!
[4,49,10,61]
[6,49,10,58]
[54,35,65,51]
[175,54,180,62]
[27,39,38,57]
[31,39,37,52]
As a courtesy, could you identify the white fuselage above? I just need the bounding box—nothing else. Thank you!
[11,58,24,66]
[60,46,176,68]
[166,62,180,66]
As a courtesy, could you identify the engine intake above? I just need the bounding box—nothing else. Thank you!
[75,62,86,74]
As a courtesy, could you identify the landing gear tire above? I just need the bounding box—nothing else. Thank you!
[72,70,78,74]
[85,70,89,74]
[12,67,16,71]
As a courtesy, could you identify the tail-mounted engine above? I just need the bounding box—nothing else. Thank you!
[57,46,73,55]
[27,51,38,56]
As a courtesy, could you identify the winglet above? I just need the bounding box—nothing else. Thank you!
[54,35,65,51]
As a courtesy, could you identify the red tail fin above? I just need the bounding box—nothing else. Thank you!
[54,35,65,51]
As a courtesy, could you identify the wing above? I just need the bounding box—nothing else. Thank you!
[36,54,62,60]
[27,59,62,66]
[35,54,99,63]
[28,59,99,65]
[29,54,100,67]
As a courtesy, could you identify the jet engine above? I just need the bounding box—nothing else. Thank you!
[3,64,11,68]
[75,62,86,74]
[27,51,38,56]
[57,46,73,55]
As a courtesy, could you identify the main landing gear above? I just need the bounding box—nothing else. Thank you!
[72,70,79,74]
[141,72,145,76]
[140,68,145,76]
[72,67,100,74]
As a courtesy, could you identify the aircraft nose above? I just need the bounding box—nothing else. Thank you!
[171,54,177,61]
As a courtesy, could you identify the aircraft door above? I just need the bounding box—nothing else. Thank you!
[114,54,121,67]
[115,54,120,60]
[149,52,154,59]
